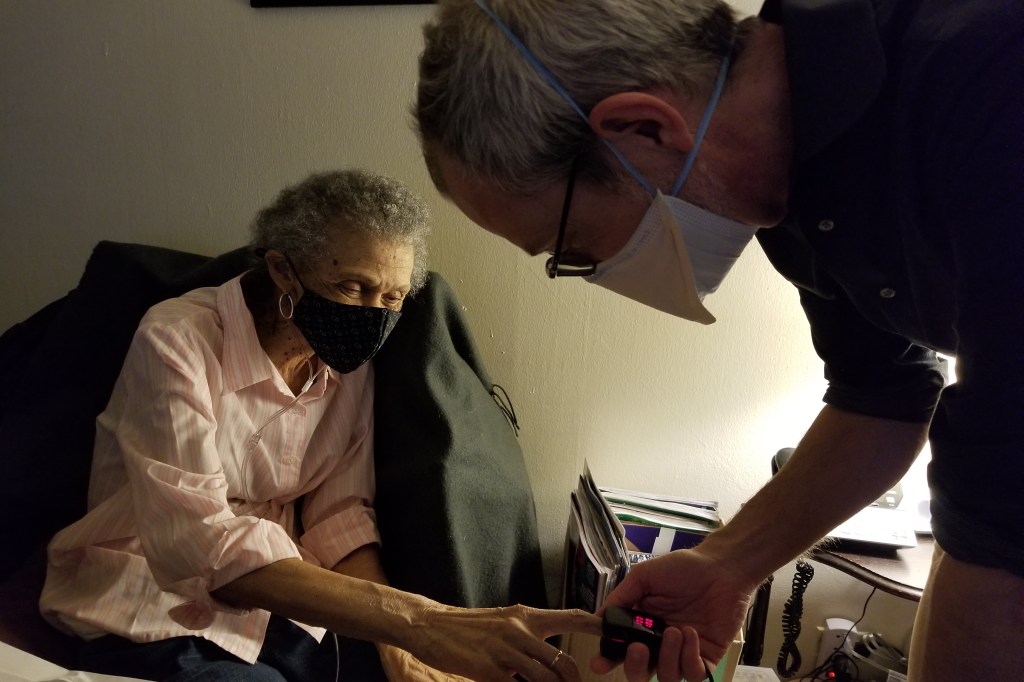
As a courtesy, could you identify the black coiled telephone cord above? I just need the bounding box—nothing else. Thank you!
[777,558,815,678]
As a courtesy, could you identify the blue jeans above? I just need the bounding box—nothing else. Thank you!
[79,616,386,682]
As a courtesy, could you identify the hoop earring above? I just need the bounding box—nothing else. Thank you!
[278,293,295,320]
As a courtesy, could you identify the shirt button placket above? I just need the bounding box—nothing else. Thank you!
[281,407,304,484]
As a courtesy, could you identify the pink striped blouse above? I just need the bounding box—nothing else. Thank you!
[40,275,379,663]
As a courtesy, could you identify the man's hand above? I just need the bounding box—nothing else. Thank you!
[593,548,758,682]
[586,407,930,682]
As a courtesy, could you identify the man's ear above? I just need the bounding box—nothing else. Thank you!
[589,92,694,155]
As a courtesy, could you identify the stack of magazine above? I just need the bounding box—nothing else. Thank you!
[561,464,722,612]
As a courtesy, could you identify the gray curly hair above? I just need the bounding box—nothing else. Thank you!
[250,170,430,293]
[415,0,747,196]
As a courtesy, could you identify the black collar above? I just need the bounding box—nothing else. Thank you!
[759,0,783,24]
[764,0,887,161]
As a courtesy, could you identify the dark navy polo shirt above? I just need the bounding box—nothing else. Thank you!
[755,0,1024,574]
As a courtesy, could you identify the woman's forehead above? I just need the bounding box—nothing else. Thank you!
[313,231,414,280]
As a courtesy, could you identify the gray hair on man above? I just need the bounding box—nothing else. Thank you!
[251,169,431,294]
[415,0,748,197]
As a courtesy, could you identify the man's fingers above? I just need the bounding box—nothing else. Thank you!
[621,642,654,682]
[601,568,648,611]
[656,627,685,682]
[680,627,710,682]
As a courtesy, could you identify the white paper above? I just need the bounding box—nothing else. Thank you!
[733,665,780,681]
[0,643,152,682]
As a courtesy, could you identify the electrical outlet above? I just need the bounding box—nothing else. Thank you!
[816,617,856,668]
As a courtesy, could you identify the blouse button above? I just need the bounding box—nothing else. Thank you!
[879,287,896,299]
[818,219,835,232]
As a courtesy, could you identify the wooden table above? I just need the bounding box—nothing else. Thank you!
[809,535,934,601]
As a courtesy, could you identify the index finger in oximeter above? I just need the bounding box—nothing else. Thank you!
[600,606,666,662]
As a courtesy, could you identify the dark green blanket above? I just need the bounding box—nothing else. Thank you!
[373,273,546,609]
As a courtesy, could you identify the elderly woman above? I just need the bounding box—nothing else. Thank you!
[40,170,595,682]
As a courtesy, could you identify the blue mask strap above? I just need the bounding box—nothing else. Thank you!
[670,54,731,196]
[472,0,730,199]
[471,0,654,196]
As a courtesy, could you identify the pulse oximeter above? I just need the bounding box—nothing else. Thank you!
[600,606,666,661]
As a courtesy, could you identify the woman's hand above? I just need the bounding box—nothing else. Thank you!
[378,643,475,682]
[593,548,758,682]
[400,603,602,682]
[216,557,602,680]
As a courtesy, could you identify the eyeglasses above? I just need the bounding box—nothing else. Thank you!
[545,156,597,278]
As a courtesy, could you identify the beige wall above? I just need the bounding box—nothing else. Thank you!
[0,0,921,674]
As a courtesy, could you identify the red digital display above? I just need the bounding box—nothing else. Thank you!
[633,615,655,629]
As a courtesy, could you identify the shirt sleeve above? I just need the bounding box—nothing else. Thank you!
[298,365,380,570]
[756,227,948,424]
[797,281,947,423]
[115,316,302,630]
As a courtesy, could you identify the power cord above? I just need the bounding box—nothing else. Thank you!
[491,383,520,436]
[777,559,815,677]
[801,586,877,682]
[332,632,341,682]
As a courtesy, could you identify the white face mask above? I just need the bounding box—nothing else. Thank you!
[586,191,758,324]
[581,49,752,324]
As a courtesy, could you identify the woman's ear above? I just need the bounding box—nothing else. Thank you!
[265,250,298,296]
[589,92,694,155]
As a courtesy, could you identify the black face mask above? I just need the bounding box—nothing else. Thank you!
[291,288,401,374]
